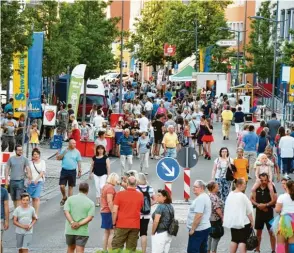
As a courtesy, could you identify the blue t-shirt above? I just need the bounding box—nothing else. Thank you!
[117,135,134,156]
[234,111,245,123]
[243,132,259,152]
[165,91,173,102]
[1,187,8,220]
[61,149,82,170]
[258,136,267,153]
[4,103,12,113]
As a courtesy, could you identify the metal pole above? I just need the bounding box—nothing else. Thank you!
[22,94,29,150]
[194,19,198,72]
[242,0,248,83]
[119,0,124,114]
[272,0,279,111]
[236,31,240,86]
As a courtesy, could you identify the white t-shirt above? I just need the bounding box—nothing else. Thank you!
[144,101,153,111]
[279,136,294,158]
[133,104,142,115]
[277,193,294,215]
[138,117,149,132]
[214,158,234,179]
[29,160,46,182]
[94,138,107,149]
[93,115,104,128]
[223,191,253,229]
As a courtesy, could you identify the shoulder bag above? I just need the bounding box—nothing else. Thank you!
[246,229,258,250]
[225,158,236,181]
[165,204,179,236]
[210,219,224,239]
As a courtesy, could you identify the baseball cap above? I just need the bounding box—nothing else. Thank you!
[8,112,13,115]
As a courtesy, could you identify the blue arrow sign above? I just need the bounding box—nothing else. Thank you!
[156,157,180,182]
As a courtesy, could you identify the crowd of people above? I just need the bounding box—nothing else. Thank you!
[1,79,294,253]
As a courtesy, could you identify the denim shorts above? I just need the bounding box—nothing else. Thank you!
[165,148,177,159]
[101,212,113,229]
[10,180,25,201]
[27,181,43,198]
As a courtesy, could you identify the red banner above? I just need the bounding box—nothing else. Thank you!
[164,43,176,56]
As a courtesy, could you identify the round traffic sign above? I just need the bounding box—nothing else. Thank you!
[176,147,198,168]
[156,157,180,182]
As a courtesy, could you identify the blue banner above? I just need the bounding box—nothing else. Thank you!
[28,32,44,118]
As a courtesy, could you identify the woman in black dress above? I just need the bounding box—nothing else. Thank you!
[196,115,206,156]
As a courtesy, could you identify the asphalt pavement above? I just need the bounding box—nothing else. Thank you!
[3,122,282,253]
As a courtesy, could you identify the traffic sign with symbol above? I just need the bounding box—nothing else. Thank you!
[156,157,180,182]
[216,40,237,47]
[177,147,198,168]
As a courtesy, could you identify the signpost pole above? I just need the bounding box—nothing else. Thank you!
[184,147,190,201]
[165,182,172,197]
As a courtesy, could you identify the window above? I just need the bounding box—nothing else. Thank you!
[280,10,285,38]
[79,95,104,106]
[285,9,291,40]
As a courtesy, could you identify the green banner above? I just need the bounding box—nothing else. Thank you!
[67,64,86,116]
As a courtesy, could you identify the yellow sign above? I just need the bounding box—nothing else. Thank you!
[290,67,294,102]
[13,52,28,118]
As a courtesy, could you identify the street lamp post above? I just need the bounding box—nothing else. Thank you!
[178,19,198,72]
[119,0,124,114]
[218,27,245,86]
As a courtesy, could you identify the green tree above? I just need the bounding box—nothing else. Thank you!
[282,30,294,67]
[1,1,32,88]
[246,1,278,82]
[126,0,167,71]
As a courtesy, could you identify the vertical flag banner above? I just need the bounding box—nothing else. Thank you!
[289,67,294,102]
[28,32,44,118]
[13,52,28,118]
[67,64,87,116]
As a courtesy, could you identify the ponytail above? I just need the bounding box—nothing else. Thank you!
[287,180,294,201]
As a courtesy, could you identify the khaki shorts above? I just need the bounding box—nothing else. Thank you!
[16,233,33,249]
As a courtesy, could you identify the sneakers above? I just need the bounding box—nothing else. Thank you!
[223,136,226,140]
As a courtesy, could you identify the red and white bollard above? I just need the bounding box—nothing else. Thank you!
[184,168,190,201]
[165,182,172,196]
[1,152,11,185]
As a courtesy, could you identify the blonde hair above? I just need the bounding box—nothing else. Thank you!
[106,173,120,185]
[138,173,147,185]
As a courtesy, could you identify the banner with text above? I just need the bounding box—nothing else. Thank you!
[13,52,28,118]
[28,32,44,118]
[67,64,87,116]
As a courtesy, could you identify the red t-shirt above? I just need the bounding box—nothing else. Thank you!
[256,126,264,136]
[101,184,116,213]
[114,188,143,229]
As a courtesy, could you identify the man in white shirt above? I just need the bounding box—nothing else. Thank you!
[279,129,294,178]
[138,112,149,133]
[144,98,153,120]
[93,110,104,129]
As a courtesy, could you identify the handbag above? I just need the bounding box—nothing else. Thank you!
[226,158,236,181]
[165,204,179,236]
[246,229,258,250]
[210,219,224,239]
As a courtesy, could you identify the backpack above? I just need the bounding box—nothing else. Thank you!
[137,185,151,215]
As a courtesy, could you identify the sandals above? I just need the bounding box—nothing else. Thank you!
[60,197,67,206]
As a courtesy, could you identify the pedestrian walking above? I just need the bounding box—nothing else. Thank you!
[29,122,40,149]
[279,129,294,178]
[151,189,174,253]
[112,176,143,252]
[100,173,120,252]
[201,118,214,160]
[275,126,285,173]
[117,129,134,174]
[223,179,254,253]
[211,147,234,202]
[207,181,224,253]
[1,186,9,253]
[13,193,38,253]
[233,147,249,189]
[137,132,151,175]
[64,183,95,253]
[243,125,259,179]
[137,173,156,253]
[195,116,206,156]
[272,180,294,253]
[1,112,17,152]
[5,145,31,208]
[256,120,266,136]
[250,173,277,253]
[152,114,164,159]
[234,107,245,139]
[57,139,82,206]
[89,145,110,207]
[221,105,233,140]
[187,180,212,253]
[26,148,46,216]
[162,125,178,159]
[257,130,269,155]
[15,114,25,146]
[266,113,281,146]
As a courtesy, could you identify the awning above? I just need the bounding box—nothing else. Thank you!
[169,65,196,82]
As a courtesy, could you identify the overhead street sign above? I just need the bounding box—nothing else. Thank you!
[216,40,238,47]
[177,147,198,168]
[156,157,180,182]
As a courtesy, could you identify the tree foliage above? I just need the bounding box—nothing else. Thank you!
[245,1,277,82]
[282,30,294,67]
[1,1,32,87]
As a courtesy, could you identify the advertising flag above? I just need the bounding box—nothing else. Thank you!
[13,52,28,118]
[67,64,87,116]
[28,32,44,118]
